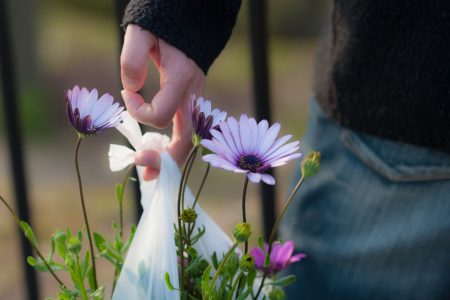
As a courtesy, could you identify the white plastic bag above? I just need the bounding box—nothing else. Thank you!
[109,113,234,300]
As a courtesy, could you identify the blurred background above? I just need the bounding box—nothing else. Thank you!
[0,0,328,298]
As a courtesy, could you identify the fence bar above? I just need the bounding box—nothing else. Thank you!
[114,0,143,220]
[0,1,39,299]
[248,0,277,240]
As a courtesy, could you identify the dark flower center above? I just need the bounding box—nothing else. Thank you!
[239,155,262,172]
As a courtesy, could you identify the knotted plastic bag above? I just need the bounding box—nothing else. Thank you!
[109,113,233,300]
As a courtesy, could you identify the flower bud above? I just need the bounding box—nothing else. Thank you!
[181,208,197,223]
[269,287,285,300]
[66,236,82,254]
[301,151,321,178]
[192,133,201,147]
[233,222,251,243]
[239,254,255,272]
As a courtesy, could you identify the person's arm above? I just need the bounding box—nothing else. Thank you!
[120,0,241,180]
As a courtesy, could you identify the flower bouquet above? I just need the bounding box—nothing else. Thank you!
[1,86,320,300]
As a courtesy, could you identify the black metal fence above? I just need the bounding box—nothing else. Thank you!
[0,0,275,298]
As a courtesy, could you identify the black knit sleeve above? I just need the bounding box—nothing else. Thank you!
[122,0,242,74]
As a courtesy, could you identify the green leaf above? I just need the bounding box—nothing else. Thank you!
[186,246,198,259]
[269,275,296,287]
[27,256,65,272]
[201,265,213,299]
[88,266,97,290]
[224,251,239,276]
[258,236,265,251]
[89,286,105,300]
[121,225,136,253]
[81,250,90,279]
[49,235,56,261]
[77,230,83,243]
[54,230,68,260]
[247,269,257,288]
[164,272,176,291]
[211,252,219,270]
[20,221,38,246]
[236,289,251,300]
[93,232,106,251]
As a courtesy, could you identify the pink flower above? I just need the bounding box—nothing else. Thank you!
[66,85,124,135]
[190,95,227,140]
[250,240,306,274]
[201,115,301,185]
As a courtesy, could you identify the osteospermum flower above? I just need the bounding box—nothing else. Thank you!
[190,95,227,140]
[200,115,301,185]
[250,240,306,274]
[66,85,125,135]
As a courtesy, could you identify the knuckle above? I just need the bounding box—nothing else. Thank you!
[151,115,170,129]
[178,62,195,81]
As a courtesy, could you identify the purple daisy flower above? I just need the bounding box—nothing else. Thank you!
[200,115,301,185]
[190,95,227,140]
[66,85,125,135]
[250,240,306,274]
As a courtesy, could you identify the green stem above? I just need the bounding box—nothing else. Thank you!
[211,243,238,287]
[182,148,198,211]
[228,271,244,300]
[75,255,88,300]
[0,195,67,289]
[236,177,250,299]
[183,148,198,250]
[119,164,134,239]
[111,165,134,297]
[74,136,98,290]
[193,163,210,209]
[254,175,305,299]
[177,146,198,298]
[242,177,249,254]
[187,163,211,239]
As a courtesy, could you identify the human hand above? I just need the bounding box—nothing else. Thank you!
[121,24,205,180]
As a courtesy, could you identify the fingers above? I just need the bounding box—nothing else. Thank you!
[166,111,195,165]
[143,167,160,181]
[121,24,156,92]
[122,39,196,128]
[167,70,206,165]
[135,149,161,181]
[121,79,187,128]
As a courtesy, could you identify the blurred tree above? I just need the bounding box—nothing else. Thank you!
[269,0,329,38]
[5,0,38,84]
[48,0,114,18]
[2,0,52,138]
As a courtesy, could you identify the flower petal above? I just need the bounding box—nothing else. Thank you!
[261,174,275,185]
[219,122,240,158]
[256,119,269,148]
[210,130,239,162]
[248,118,258,154]
[239,115,252,154]
[202,154,245,173]
[247,172,262,183]
[259,123,281,155]
[227,117,244,155]
[263,141,300,162]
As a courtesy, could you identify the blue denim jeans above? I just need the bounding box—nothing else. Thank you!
[281,99,450,300]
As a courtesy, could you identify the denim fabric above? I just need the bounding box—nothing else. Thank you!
[281,99,450,300]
